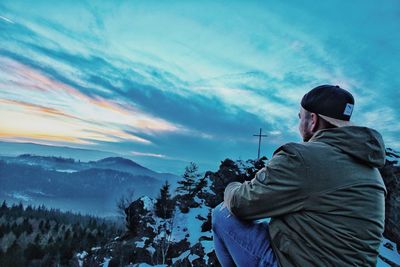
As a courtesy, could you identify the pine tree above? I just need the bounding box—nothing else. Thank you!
[176,162,201,196]
[154,182,176,265]
[194,176,207,195]
[39,220,44,231]
[25,205,33,212]
[17,202,23,211]
[26,221,33,235]
[44,219,51,231]
[64,229,71,240]
[155,181,175,219]
[34,233,41,244]
[2,240,25,267]
[53,222,59,233]
[24,243,45,261]
[0,200,7,211]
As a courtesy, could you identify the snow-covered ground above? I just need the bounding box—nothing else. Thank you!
[140,196,154,211]
[171,205,210,247]
[386,148,400,166]
[377,238,400,266]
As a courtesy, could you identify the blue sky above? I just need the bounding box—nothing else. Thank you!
[0,0,399,173]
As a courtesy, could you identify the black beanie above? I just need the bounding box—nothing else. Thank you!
[301,85,355,121]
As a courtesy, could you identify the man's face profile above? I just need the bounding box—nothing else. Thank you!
[298,107,314,142]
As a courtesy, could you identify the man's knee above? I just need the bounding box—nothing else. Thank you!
[212,202,229,231]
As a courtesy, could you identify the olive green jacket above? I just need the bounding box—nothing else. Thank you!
[224,126,386,267]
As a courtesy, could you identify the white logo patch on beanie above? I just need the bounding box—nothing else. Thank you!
[344,103,354,116]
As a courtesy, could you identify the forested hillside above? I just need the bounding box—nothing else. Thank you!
[0,202,123,267]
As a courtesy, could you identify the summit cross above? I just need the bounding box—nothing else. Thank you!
[253,128,267,159]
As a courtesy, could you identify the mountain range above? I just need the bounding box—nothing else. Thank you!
[0,154,179,217]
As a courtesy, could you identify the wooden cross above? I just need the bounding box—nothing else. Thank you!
[253,128,267,159]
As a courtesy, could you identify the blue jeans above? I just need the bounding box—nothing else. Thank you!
[212,203,278,267]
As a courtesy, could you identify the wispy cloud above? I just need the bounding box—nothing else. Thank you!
[131,151,166,158]
[0,1,399,172]
[0,56,187,146]
[0,15,14,24]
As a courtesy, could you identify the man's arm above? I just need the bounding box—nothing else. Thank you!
[224,143,308,220]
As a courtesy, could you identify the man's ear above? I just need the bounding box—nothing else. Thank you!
[310,113,319,132]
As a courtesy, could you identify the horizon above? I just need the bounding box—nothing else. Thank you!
[1,1,399,173]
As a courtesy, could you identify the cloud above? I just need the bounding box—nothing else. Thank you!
[0,98,79,120]
[0,55,187,146]
[131,151,166,158]
[0,0,399,173]
[0,15,14,24]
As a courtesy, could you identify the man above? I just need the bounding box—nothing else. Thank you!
[212,85,386,267]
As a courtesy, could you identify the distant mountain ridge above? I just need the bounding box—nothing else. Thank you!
[0,154,180,216]
[0,141,119,162]
[1,154,178,182]
[90,156,163,178]
[0,141,184,175]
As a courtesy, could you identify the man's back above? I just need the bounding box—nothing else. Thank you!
[215,85,387,267]
[268,126,386,266]
[225,126,386,266]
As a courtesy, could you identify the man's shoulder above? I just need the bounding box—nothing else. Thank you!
[273,141,326,155]
[270,142,307,167]
[272,141,332,163]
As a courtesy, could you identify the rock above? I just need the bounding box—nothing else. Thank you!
[206,251,221,266]
[379,153,400,247]
[124,198,156,238]
[168,239,191,260]
[207,157,267,207]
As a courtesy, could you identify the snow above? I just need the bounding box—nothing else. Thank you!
[386,155,400,166]
[172,250,191,264]
[200,240,214,254]
[133,264,167,267]
[76,251,88,267]
[256,218,271,223]
[140,196,154,211]
[146,246,156,255]
[188,254,200,262]
[200,240,214,263]
[202,183,214,194]
[102,257,111,267]
[171,205,210,246]
[378,238,400,265]
[193,196,203,204]
[171,250,200,264]
[146,222,156,231]
[386,148,400,166]
[236,159,256,175]
[135,237,149,248]
[377,258,391,267]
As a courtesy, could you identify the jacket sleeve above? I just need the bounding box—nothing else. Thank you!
[224,143,308,220]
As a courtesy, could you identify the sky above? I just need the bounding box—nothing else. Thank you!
[0,0,399,173]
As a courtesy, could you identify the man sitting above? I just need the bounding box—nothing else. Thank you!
[212,85,386,267]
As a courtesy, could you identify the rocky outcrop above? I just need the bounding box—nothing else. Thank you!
[80,152,400,266]
[206,157,267,207]
[124,197,156,238]
[380,148,400,248]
